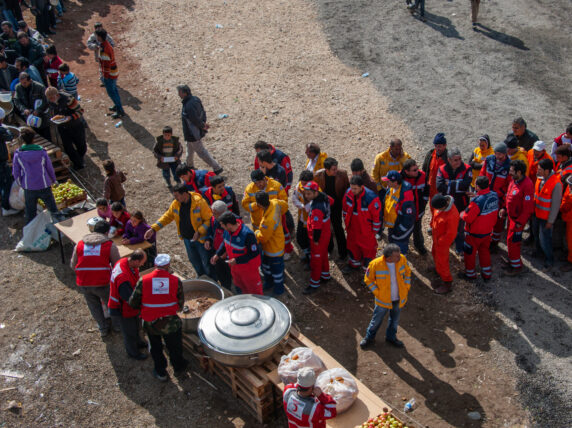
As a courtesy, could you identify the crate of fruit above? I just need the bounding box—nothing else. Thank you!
[359,407,415,428]
[39,180,87,210]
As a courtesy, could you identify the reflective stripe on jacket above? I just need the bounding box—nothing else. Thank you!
[534,174,560,220]
[108,257,140,318]
[140,269,179,322]
[75,240,113,286]
[364,254,411,309]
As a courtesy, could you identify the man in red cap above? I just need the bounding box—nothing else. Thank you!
[302,181,333,294]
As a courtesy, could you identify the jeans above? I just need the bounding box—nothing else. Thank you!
[147,327,186,376]
[103,78,124,114]
[78,285,111,332]
[365,301,401,341]
[2,10,18,30]
[161,163,181,185]
[183,238,213,278]
[24,187,58,223]
[261,254,285,295]
[0,162,13,210]
[532,217,554,266]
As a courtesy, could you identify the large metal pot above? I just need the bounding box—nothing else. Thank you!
[179,278,224,333]
[198,295,291,368]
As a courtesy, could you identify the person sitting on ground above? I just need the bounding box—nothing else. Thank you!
[253,140,293,192]
[110,202,130,236]
[153,126,183,189]
[304,143,327,173]
[14,31,45,72]
[0,21,18,51]
[17,20,43,44]
[283,367,337,428]
[176,163,214,194]
[468,135,494,189]
[551,123,572,158]
[56,63,79,99]
[14,56,42,84]
[211,211,263,295]
[0,54,17,91]
[103,159,126,206]
[42,44,62,87]
[96,198,112,221]
[360,243,411,349]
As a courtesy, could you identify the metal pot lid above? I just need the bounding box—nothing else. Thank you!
[198,295,291,355]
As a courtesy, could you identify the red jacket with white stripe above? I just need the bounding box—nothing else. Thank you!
[283,384,337,428]
[342,186,381,244]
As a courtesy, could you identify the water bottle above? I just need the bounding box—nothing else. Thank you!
[115,121,122,128]
[403,398,417,413]
[218,114,229,119]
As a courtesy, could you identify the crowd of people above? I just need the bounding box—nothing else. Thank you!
[0,9,571,425]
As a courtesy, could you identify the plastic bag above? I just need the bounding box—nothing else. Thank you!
[9,182,25,211]
[315,368,359,413]
[15,211,54,252]
[278,347,326,385]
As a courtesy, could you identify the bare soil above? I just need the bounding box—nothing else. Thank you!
[1,0,571,427]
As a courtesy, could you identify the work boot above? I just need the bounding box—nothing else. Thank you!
[359,337,375,349]
[385,337,405,348]
[433,281,452,295]
[457,272,476,281]
[302,286,319,295]
[503,266,527,276]
[560,263,572,272]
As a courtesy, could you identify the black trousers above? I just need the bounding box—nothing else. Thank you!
[328,206,347,258]
[296,220,310,259]
[413,218,425,250]
[58,121,87,168]
[118,316,143,357]
[147,327,186,376]
[214,257,232,289]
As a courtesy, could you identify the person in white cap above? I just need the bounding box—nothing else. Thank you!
[0,106,19,216]
[283,367,337,428]
[527,140,554,186]
[129,253,188,381]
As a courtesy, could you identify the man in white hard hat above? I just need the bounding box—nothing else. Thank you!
[129,253,188,381]
[283,367,337,428]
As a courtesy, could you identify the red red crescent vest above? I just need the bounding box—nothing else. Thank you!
[140,269,179,322]
[108,258,140,318]
[75,240,113,286]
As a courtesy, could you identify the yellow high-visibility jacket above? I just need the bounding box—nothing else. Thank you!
[510,148,530,176]
[151,192,212,242]
[255,199,288,257]
[305,152,328,172]
[371,150,411,191]
[242,178,288,228]
[364,254,411,309]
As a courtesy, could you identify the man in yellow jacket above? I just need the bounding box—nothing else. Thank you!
[305,143,328,172]
[506,135,529,175]
[254,192,289,295]
[145,183,213,277]
[242,169,288,228]
[360,243,411,349]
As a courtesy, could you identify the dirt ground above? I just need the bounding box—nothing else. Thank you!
[1,0,571,427]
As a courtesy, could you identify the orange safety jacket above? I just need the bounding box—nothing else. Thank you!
[75,240,113,286]
[534,174,560,220]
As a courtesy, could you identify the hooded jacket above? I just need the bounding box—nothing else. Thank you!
[70,232,121,284]
[12,144,56,190]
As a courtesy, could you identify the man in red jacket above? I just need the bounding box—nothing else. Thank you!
[480,142,511,251]
[459,176,499,281]
[402,159,429,254]
[283,367,337,428]
[108,250,148,360]
[499,160,534,276]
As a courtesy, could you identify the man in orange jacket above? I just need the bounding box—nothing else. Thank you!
[430,194,459,294]
[560,175,572,272]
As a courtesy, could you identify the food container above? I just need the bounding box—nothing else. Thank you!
[86,216,105,232]
[198,294,291,367]
[0,91,11,103]
[179,278,224,333]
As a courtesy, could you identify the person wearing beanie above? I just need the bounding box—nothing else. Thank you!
[129,253,188,381]
[505,134,529,175]
[527,140,554,186]
[459,176,499,282]
[241,169,288,232]
[507,117,539,152]
[559,175,572,272]
[283,367,337,428]
[430,194,459,294]
[499,160,534,276]
[479,142,511,250]
[422,132,448,213]
[468,135,494,189]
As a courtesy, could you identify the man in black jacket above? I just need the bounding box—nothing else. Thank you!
[506,117,538,152]
[14,72,51,141]
[177,84,222,175]
[0,55,17,91]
